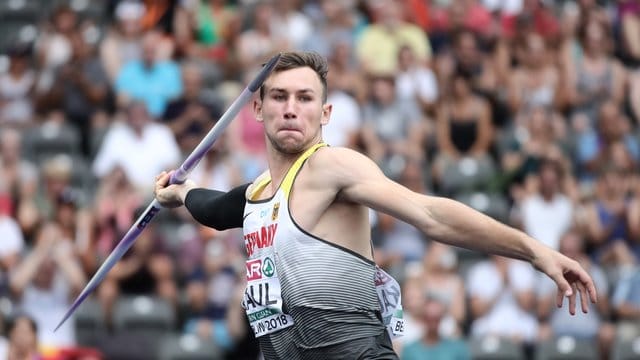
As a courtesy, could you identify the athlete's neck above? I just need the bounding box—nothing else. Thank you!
[265,140,323,191]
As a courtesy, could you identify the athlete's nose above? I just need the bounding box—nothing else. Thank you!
[283,97,297,119]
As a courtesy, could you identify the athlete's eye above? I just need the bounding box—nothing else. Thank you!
[298,96,312,102]
[273,94,287,101]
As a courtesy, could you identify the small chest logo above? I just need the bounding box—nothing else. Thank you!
[271,202,280,221]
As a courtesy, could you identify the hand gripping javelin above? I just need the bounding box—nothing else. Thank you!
[54,53,282,331]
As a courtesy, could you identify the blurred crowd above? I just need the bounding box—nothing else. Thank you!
[0,0,639,359]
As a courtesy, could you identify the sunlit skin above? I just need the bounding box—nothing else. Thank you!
[254,67,332,161]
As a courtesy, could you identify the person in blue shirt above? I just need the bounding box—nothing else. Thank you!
[401,294,470,360]
[115,30,182,118]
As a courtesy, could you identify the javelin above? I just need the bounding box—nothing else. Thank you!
[54,53,282,331]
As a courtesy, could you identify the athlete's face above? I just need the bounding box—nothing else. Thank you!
[255,67,332,154]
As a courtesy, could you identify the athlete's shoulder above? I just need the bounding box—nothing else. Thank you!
[307,146,380,181]
[245,170,270,198]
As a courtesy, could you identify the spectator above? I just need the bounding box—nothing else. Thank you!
[9,222,86,352]
[500,108,571,202]
[0,45,37,126]
[115,30,183,118]
[92,102,181,193]
[301,0,362,60]
[376,161,430,263]
[612,265,640,342]
[235,1,289,74]
[466,255,539,344]
[39,34,110,157]
[421,243,466,338]
[271,0,313,50]
[577,101,640,181]
[395,45,439,115]
[630,69,640,125]
[537,230,615,360]
[326,37,368,104]
[5,314,40,360]
[507,33,561,115]
[100,0,146,83]
[400,294,471,360]
[566,19,626,127]
[0,128,38,219]
[360,75,426,178]
[356,0,431,75]
[582,167,639,267]
[432,69,494,193]
[518,158,575,250]
[162,62,223,154]
[173,0,240,63]
[34,5,79,71]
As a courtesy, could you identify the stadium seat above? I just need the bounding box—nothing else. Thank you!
[157,333,223,360]
[469,336,526,360]
[73,297,107,347]
[612,337,640,360]
[112,295,176,337]
[534,336,598,360]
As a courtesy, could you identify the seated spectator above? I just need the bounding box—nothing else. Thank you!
[38,34,110,156]
[565,19,626,127]
[100,0,146,83]
[0,128,38,219]
[360,75,426,178]
[507,33,561,115]
[34,5,79,71]
[9,222,86,352]
[501,107,571,202]
[326,38,368,104]
[395,45,439,116]
[235,1,290,74]
[162,62,224,154]
[376,161,430,263]
[400,294,471,360]
[92,102,181,193]
[517,158,575,250]
[421,243,466,337]
[356,0,431,75]
[300,0,362,60]
[5,314,40,360]
[627,69,640,129]
[576,101,639,181]
[0,44,37,126]
[582,167,639,267]
[115,30,183,118]
[466,255,539,344]
[271,0,313,50]
[612,264,640,342]
[537,230,615,360]
[432,69,494,192]
[322,76,362,149]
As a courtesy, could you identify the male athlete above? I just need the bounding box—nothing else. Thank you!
[154,51,596,359]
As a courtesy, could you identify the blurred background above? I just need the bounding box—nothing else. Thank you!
[0,0,639,359]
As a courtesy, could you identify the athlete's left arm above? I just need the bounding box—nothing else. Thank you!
[317,147,597,315]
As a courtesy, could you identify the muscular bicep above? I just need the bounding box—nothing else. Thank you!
[331,149,436,231]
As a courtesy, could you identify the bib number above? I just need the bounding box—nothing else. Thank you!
[243,256,294,337]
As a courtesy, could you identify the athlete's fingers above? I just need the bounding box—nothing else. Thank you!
[568,283,577,315]
[577,282,589,313]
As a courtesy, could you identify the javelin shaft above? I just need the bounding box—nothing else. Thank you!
[55,54,281,331]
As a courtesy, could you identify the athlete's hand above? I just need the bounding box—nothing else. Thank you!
[532,247,597,315]
[154,170,197,208]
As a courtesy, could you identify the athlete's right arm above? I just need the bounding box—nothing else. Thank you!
[154,171,249,230]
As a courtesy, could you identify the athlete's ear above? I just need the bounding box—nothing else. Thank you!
[320,103,332,126]
[253,98,263,122]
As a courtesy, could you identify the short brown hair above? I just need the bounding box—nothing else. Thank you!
[259,51,329,103]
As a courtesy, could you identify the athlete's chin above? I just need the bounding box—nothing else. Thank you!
[271,137,307,154]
